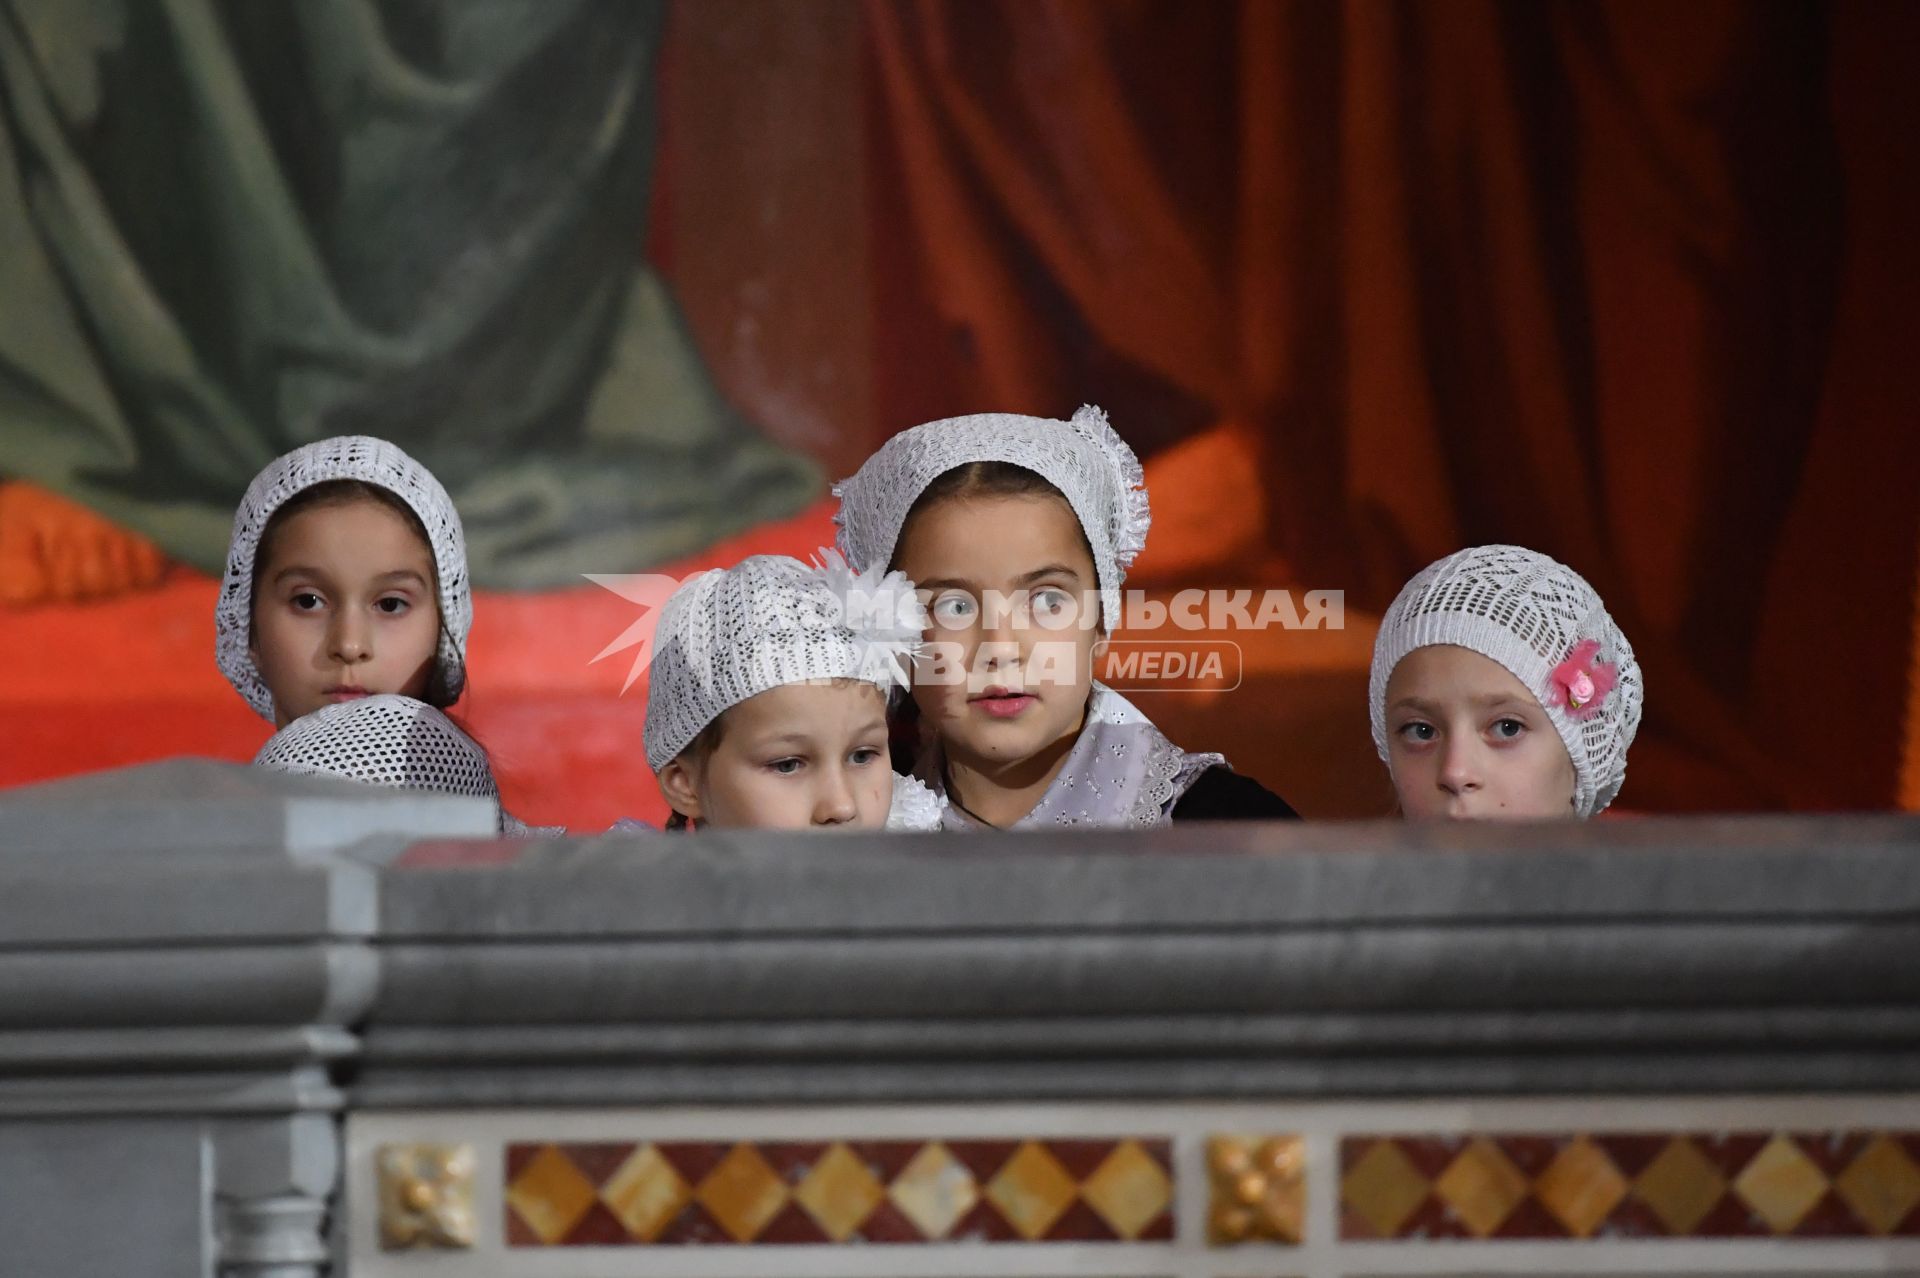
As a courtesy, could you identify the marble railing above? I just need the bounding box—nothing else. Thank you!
[2,760,1917,1277]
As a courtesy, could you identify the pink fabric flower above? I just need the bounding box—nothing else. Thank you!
[1547,638,1617,720]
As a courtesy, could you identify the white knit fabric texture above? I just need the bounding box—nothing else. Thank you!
[252,694,499,819]
[644,553,928,770]
[215,435,471,720]
[832,404,1150,630]
[1368,544,1644,817]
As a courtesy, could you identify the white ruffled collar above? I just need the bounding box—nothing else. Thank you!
[914,683,1221,830]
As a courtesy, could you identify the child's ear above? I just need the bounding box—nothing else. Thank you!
[656,758,705,823]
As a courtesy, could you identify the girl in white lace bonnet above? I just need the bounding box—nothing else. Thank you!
[1369,544,1644,820]
[644,552,945,831]
[215,436,471,728]
[833,406,1297,829]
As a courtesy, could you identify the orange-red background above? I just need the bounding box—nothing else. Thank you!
[3,0,1917,826]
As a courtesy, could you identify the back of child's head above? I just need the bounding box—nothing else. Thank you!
[252,693,503,827]
[833,405,1148,632]
[217,435,471,720]
[1369,544,1644,816]
[643,551,926,773]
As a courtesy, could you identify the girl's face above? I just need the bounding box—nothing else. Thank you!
[893,492,1101,775]
[250,499,441,727]
[659,681,894,830]
[1383,644,1578,821]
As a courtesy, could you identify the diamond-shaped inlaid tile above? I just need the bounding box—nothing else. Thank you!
[986,1142,1079,1240]
[1535,1137,1627,1238]
[1341,1140,1431,1239]
[1634,1139,1728,1236]
[1734,1135,1830,1234]
[1080,1140,1172,1240]
[505,1145,599,1244]
[888,1141,979,1239]
[602,1144,691,1242]
[1836,1135,1920,1235]
[793,1143,886,1242]
[695,1144,789,1242]
[1433,1138,1528,1238]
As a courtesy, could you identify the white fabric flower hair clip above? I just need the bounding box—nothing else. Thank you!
[812,547,928,691]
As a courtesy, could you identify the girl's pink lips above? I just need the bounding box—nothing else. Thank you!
[970,687,1037,719]
[324,685,370,702]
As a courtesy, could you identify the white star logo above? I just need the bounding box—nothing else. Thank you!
[582,572,688,694]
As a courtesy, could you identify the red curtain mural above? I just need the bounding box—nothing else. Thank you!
[2,0,1915,823]
[861,0,1920,812]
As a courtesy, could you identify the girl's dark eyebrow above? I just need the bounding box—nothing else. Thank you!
[750,728,823,745]
[273,566,428,587]
[1015,563,1082,585]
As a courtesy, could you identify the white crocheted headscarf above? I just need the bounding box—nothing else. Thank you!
[253,694,500,819]
[1369,544,1644,817]
[216,436,471,721]
[832,405,1150,631]
[644,551,928,770]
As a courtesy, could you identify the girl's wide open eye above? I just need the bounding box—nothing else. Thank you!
[1489,716,1527,741]
[849,745,884,768]
[290,591,325,613]
[374,594,412,616]
[1396,720,1437,745]
[1026,586,1076,627]
[931,591,978,627]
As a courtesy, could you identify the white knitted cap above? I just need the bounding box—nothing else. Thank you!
[832,405,1150,630]
[1368,545,1644,817]
[644,552,928,770]
[216,436,471,721]
[253,693,499,819]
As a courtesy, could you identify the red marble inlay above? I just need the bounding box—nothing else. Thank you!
[502,1136,1176,1247]
[1799,1188,1874,1237]
[852,1199,927,1244]
[1340,1129,1920,1242]
[757,1140,831,1185]
[1491,1195,1567,1240]
[653,1141,728,1185]
[947,1197,1024,1244]
[559,1142,637,1186]
[1044,1199,1120,1242]
[1047,1138,1123,1181]
[756,1201,833,1245]
[1794,1131,1876,1178]
[1492,1134,1565,1180]
[1691,1132,1772,1179]
[651,1198,732,1246]
[1393,1135,1468,1181]
[1589,1132,1672,1178]
[847,1139,925,1183]
[560,1202,629,1247]
[943,1139,1022,1182]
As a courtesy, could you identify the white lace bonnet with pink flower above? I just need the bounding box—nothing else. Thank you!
[1368,544,1644,817]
